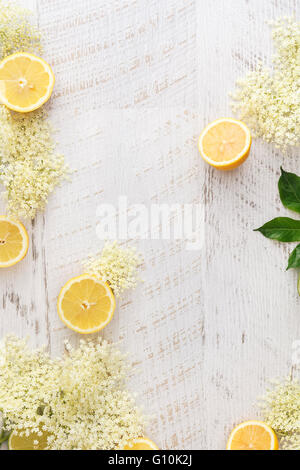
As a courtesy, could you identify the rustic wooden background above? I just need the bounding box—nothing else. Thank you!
[0,0,299,450]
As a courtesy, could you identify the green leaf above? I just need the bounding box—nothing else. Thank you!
[278,167,300,214]
[0,430,10,445]
[287,244,300,270]
[254,217,300,242]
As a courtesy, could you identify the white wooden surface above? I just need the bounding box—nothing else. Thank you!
[0,0,299,450]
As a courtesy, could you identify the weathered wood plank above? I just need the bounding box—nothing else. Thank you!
[1,0,298,450]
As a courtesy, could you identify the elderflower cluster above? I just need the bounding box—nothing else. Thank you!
[0,336,144,450]
[0,1,68,219]
[0,0,41,60]
[259,378,300,450]
[0,107,68,219]
[231,17,300,151]
[84,242,142,297]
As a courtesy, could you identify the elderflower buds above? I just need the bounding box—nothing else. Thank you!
[84,242,143,297]
[0,336,144,450]
[231,17,300,152]
[259,378,300,450]
[0,107,68,219]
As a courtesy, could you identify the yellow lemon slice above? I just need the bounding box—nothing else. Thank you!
[0,53,55,113]
[57,274,116,334]
[124,438,159,450]
[9,429,50,450]
[226,420,279,450]
[0,216,29,268]
[199,118,252,170]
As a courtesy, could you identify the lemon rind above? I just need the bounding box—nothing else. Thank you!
[226,420,278,450]
[0,216,29,268]
[198,118,252,168]
[57,274,116,334]
[0,52,55,113]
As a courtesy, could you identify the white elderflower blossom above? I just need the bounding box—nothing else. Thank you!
[0,1,68,219]
[0,107,68,219]
[259,378,300,450]
[0,336,144,450]
[0,0,41,60]
[231,17,300,151]
[84,242,143,297]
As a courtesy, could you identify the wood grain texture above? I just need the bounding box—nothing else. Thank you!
[0,0,299,450]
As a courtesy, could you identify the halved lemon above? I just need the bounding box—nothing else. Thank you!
[0,53,55,113]
[226,420,279,450]
[199,118,251,170]
[57,274,116,334]
[124,438,159,450]
[9,429,50,450]
[0,216,29,268]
